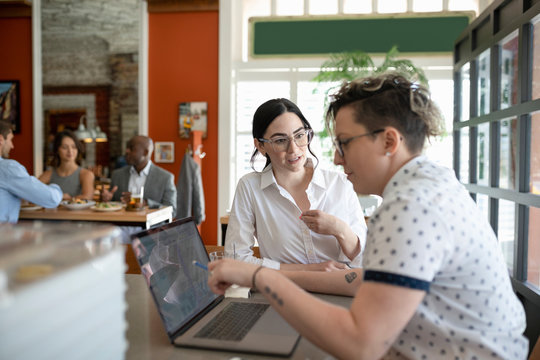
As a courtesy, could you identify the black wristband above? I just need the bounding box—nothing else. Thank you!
[251,266,264,289]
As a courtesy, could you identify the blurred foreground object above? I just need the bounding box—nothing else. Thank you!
[0,222,127,360]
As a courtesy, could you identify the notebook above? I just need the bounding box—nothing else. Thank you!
[130,217,300,356]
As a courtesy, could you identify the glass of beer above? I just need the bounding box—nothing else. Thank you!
[129,186,144,210]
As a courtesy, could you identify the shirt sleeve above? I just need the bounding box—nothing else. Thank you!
[5,161,62,208]
[362,198,451,287]
[224,178,281,270]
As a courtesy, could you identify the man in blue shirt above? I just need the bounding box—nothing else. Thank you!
[0,121,62,223]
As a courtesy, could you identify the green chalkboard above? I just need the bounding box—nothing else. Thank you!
[251,15,471,56]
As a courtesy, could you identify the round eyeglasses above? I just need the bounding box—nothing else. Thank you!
[333,129,384,157]
[258,129,314,152]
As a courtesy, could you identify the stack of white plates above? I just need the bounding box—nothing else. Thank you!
[0,222,127,360]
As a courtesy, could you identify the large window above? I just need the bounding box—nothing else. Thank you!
[453,1,540,344]
[219,0,485,228]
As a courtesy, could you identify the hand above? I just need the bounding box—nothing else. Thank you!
[120,191,132,204]
[101,185,117,202]
[300,210,339,235]
[207,259,260,295]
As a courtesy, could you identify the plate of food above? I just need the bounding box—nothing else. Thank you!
[20,203,43,211]
[61,199,96,210]
[90,202,124,212]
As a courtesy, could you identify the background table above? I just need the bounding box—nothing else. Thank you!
[124,274,352,359]
[19,205,173,229]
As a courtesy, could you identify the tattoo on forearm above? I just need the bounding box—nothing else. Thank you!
[264,286,284,306]
[345,272,358,283]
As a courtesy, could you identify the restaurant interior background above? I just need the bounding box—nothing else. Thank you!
[1,0,540,350]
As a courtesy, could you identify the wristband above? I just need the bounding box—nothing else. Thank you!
[251,266,264,289]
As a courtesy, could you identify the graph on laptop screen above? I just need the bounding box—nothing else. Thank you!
[133,222,219,333]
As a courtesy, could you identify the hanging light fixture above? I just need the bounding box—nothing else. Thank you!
[93,125,108,143]
[74,115,93,143]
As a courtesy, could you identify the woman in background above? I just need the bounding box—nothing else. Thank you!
[225,98,367,271]
[39,130,94,200]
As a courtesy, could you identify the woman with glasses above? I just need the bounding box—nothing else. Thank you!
[225,98,367,271]
[210,74,527,359]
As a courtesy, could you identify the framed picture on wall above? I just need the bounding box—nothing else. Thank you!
[178,101,207,139]
[0,80,20,133]
[154,141,174,163]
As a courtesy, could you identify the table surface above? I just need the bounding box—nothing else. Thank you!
[19,205,173,228]
[124,274,352,360]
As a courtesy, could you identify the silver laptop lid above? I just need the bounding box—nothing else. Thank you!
[130,217,222,338]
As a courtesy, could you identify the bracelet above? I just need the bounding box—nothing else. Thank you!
[251,266,264,289]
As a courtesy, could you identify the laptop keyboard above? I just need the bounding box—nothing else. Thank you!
[194,302,269,341]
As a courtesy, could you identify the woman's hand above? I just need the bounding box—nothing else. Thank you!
[300,210,339,235]
[301,210,361,260]
[207,259,260,295]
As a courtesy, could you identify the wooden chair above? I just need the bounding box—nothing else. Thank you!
[530,336,540,360]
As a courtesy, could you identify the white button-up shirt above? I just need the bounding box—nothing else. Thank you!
[225,160,367,269]
[128,160,152,196]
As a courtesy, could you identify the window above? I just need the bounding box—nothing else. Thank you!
[453,0,540,304]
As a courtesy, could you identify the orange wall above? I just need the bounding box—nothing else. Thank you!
[148,11,219,244]
[0,17,34,172]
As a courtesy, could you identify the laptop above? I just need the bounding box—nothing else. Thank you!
[130,217,300,356]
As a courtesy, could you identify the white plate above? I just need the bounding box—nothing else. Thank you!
[91,202,124,212]
[61,200,96,210]
[20,205,43,211]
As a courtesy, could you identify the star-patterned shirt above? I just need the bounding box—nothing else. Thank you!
[363,156,528,360]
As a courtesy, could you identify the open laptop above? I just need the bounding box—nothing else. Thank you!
[130,217,300,356]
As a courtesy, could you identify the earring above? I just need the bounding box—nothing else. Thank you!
[385,152,391,157]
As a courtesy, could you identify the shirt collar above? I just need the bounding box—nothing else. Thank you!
[382,155,426,198]
[130,160,152,176]
[259,158,325,189]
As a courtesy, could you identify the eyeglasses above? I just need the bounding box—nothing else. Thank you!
[258,129,313,152]
[333,129,384,157]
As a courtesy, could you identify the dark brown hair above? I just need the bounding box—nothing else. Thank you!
[250,98,318,170]
[0,120,13,139]
[326,73,444,154]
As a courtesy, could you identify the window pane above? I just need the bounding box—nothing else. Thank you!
[460,63,470,121]
[478,49,490,116]
[308,0,337,14]
[460,127,470,183]
[448,0,477,11]
[500,30,519,109]
[477,123,490,186]
[531,112,540,194]
[498,199,515,271]
[500,117,518,190]
[236,81,290,132]
[236,133,266,179]
[413,0,443,12]
[532,14,540,100]
[378,0,407,13]
[343,0,371,13]
[297,81,341,170]
[528,206,540,289]
[476,193,489,220]
[276,0,303,16]
[424,79,453,169]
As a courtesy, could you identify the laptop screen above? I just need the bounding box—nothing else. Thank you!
[131,218,220,335]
